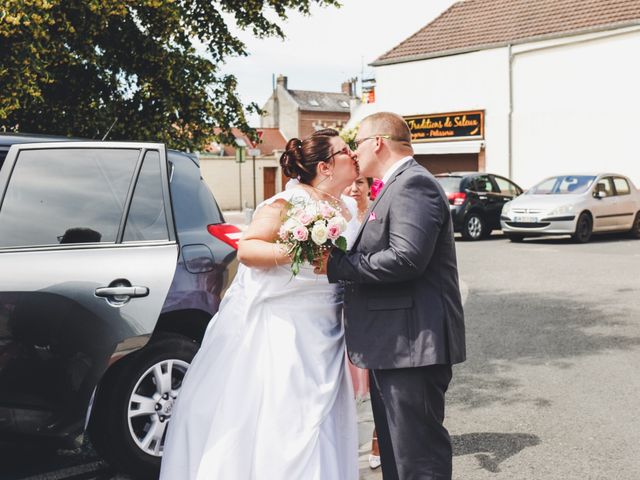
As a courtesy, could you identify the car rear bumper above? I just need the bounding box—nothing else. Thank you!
[501,216,577,235]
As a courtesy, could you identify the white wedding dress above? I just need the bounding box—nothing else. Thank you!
[159,187,360,480]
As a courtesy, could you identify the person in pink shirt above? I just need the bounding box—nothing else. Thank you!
[343,174,381,470]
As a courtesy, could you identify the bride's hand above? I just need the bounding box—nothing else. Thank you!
[313,249,331,275]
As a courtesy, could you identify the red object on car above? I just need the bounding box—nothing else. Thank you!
[447,192,467,206]
[208,224,242,249]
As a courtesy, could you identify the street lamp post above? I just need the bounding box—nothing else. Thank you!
[248,148,261,209]
[234,138,247,210]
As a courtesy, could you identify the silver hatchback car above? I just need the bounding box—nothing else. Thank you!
[501,173,640,242]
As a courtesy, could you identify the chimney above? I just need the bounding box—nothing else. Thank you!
[276,75,288,90]
[341,78,357,97]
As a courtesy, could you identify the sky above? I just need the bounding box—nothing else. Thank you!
[219,0,458,126]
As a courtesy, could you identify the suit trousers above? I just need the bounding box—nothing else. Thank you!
[369,365,453,480]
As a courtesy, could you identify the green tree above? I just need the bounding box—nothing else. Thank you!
[0,0,339,150]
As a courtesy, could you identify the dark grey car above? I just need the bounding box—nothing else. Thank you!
[0,136,239,477]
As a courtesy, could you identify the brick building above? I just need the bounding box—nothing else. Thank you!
[261,75,355,141]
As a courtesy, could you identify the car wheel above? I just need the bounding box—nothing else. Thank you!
[89,332,199,478]
[629,212,640,238]
[508,234,525,243]
[462,213,485,241]
[572,212,593,243]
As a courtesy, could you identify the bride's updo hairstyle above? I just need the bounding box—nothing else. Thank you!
[279,129,339,184]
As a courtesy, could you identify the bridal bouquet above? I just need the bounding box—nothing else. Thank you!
[277,199,348,276]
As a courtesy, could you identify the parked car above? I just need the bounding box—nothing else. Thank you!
[501,173,640,243]
[0,134,240,477]
[435,172,524,240]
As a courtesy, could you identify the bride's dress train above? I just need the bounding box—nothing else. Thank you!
[159,188,359,480]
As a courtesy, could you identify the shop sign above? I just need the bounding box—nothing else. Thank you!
[404,110,484,142]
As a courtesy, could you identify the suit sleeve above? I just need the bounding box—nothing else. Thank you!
[328,174,446,284]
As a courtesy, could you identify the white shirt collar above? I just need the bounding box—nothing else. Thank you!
[381,156,413,184]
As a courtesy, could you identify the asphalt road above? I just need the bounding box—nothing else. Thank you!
[447,233,640,479]
[3,231,639,479]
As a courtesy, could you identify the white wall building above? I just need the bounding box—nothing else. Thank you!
[352,0,640,189]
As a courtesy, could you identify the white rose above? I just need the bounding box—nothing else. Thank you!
[304,202,318,218]
[283,217,301,232]
[311,220,329,245]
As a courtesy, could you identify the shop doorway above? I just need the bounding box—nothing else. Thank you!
[414,153,479,174]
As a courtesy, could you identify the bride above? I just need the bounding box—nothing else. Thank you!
[159,129,361,480]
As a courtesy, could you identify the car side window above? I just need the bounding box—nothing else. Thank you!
[470,175,493,193]
[123,150,169,242]
[612,177,630,196]
[493,176,520,196]
[594,177,614,197]
[0,148,139,248]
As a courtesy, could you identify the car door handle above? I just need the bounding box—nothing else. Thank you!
[95,286,149,298]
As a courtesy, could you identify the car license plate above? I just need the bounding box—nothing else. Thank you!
[514,216,538,223]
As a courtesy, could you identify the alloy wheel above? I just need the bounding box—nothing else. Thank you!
[127,359,190,456]
[466,215,483,240]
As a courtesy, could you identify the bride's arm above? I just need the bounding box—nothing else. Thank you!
[237,200,292,268]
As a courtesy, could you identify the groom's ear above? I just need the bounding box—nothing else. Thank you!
[373,137,385,154]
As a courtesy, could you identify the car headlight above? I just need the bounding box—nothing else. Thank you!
[501,202,512,216]
[548,204,575,216]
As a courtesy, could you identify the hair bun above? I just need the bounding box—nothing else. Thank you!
[278,129,339,184]
[280,138,307,179]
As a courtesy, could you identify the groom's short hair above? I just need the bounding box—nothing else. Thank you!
[361,112,412,146]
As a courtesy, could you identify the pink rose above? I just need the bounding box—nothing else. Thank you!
[296,211,314,225]
[292,225,309,242]
[327,224,341,240]
[319,203,335,219]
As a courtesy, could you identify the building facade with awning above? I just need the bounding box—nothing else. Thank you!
[351,0,640,188]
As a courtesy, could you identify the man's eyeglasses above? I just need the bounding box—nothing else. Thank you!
[354,134,405,148]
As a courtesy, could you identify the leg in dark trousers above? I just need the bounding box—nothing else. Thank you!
[369,369,399,480]
[370,365,453,480]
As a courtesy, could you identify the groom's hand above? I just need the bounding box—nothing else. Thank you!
[313,248,331,275]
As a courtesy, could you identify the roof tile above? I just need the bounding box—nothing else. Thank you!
[374,0,640,65]
[287,90,351,112]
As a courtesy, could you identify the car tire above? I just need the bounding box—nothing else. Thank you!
[629,212,640,239]
[461,213,485,241]
[89,332,199,479]
[508,234,525,243]
[572,212,593,243]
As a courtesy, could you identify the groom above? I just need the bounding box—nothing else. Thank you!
[326,112,466,479]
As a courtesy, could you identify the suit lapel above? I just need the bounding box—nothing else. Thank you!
[352,159,417,248]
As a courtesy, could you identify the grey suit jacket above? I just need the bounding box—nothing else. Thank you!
[328,159,466,369]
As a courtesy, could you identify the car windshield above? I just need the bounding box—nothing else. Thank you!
[436,176,462,192]
[527,175,596,195]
